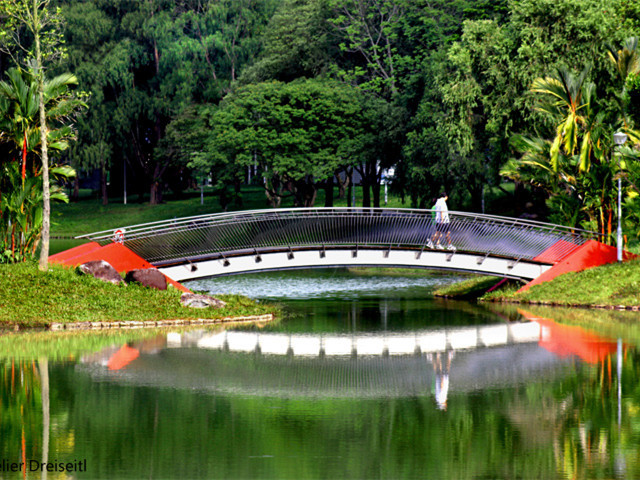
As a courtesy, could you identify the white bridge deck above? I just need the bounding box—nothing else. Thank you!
[77,208,598,282]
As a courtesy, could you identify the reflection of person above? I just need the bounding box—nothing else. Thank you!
[429,192,455,251]
[428,350,454,410]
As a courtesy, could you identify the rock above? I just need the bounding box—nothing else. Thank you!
[78,260,124,285]
[125,268,167,290]
[180,293,227,309]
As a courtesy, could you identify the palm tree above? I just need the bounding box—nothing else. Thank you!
[505,67,620,238]
[0,67,82,161]
[607,37,639,88]
[0,67,82,263]
[607,37,640,143]
[530,66,599,172]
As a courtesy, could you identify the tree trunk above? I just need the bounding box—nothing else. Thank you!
[336,168,351,199]
[72,176,80,202]
[150,164,163,205]
[362,181,371,208]
[372,180,381,208]
[293,177,317,207]
[324,177,334,207]
[36,21,50,272]
[234,179,243,207]
[39,358,50,480]
[219,186,231,211]
[265,176,283,208]
[150,181,161,205]
[101,159,108,206]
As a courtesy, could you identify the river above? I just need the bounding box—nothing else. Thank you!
[1,269,640,479]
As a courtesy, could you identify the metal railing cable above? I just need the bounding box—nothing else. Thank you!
[76,208,599,265]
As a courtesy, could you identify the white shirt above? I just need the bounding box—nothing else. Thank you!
[434,198,449,223]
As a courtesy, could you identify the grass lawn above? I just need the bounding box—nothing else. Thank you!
[483,259,640,307]
[0,262,277,329]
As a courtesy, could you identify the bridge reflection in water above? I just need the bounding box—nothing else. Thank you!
[185,322,541,356]
[81,319,620,409]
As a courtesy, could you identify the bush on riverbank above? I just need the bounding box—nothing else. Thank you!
[482,259,640,307]
[0,262,276,328]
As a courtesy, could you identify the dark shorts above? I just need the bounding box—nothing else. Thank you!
[436,222,450,233]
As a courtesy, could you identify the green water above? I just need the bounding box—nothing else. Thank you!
[2,269,640,479]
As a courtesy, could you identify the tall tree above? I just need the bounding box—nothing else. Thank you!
[59,0,276,205]
[0,0,68,270]
[404,0,634,212]
[192,79,365,208]
[240,0,336,83]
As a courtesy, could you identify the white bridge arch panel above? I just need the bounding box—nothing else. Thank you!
[258,334,290,355]
[448,329,479,350]
[226,332,259,352]
[387,336,420,355]
[290,335,322,356]
[192,322,542,357]
[417,332,447,352]
[323,336,354,356]
[356,336,386,355]
[478,325,510,347]
[159,249,551,283]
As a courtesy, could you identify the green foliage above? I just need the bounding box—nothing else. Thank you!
[241,0,335,83]
[327,0,407,97]
[59,0,277,205]
[0,67,81,263]
[502,39,640,237]
[0,67,85,155]
[3,0,639,224]
[0,0,66,66]
[193,78,367,207]
[404,0,639,212]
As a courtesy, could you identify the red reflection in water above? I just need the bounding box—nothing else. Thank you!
[107,345,140,370]
[518,310,618,364]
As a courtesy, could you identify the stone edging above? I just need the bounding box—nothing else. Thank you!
[49,313,274,331]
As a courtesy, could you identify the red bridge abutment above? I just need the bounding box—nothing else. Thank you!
[517,239,636,293]
[50,242,190,293]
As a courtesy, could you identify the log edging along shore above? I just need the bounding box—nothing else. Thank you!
[48,313,275,331]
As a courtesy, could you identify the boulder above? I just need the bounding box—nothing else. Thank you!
[77,260,124,285]
[125,268,167,290]
[180,293,227,309]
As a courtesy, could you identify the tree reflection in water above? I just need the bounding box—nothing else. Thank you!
[0,310,639,478]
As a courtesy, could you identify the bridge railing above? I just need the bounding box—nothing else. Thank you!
[77,208,599,265]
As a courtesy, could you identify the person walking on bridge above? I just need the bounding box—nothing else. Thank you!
[428,192,455,250]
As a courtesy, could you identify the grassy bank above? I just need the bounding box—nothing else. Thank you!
[483,259,640,307]
[0,328,164,360]
[347,267,439,277]
[433,276,505,299]
[0,262,277,329]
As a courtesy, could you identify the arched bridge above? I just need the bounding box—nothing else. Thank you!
[72,208,607,285]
